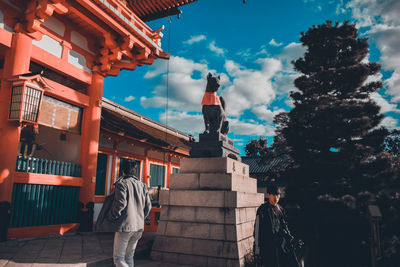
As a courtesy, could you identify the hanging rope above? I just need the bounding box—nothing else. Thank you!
[163,16,172,174]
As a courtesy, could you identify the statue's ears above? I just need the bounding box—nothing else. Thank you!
[207,72,212,78]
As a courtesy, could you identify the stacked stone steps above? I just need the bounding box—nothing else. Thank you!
[151,157,264,267]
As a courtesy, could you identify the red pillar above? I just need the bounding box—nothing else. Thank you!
[0,33,32,202]
[143,148,149,186]
[167,160,172,188]
[78,72,104,205]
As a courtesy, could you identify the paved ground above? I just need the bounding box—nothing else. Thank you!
[0,232,190,267]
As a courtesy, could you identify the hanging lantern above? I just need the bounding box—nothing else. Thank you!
[8,73,49,124]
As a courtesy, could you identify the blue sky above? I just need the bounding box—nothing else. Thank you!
[103,0,400,155]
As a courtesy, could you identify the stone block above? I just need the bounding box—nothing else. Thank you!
[238,236,253,259]
[178,253,208,266]
[199,173,257,193]
[165,221,209,239]
[153,224,255,265]
[160,221,241,242]
[153,155,263,267]
[180,157,249,176]
[239,221,254,241]
[234,207,258,224]
[170,173,199,190]
[160,206,196,221]
[207,257,244,267]
[192,239,225,258]
[209,224,232,241]
[237,208,247,223]
[150,250,163,261]
[159,189,170,205]
[162,251,179,264]
[159,205,169,220]
[152,236,193,255]
[222,241,240,259]
[166,191,263,208]
[231,192,264,208]
[246,207,257,223]
[156,220,167,235]
[195,207,235,224]
[169,190,225,207]
[207,257,230,267]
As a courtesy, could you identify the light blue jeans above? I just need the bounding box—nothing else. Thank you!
[113,231,143,267]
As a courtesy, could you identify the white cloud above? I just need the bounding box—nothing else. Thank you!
[219,42,304,117]
[255,48,269,57]
[336,1,347,15]
[252,106,286,123]
[386,71,400,102]
[159,111,204,135]
[380,116,399,130]
[236,48,252,60]
[208,41,226,57]
[346,0,400,28]
[269,38,283,47]
[141,56,209,112]
[140,41,305,138]
[222,58,281,117]
[124,95,135,102]
[367,25,400,71]
[278,42,305,67]
[229,118,275,136]
[335,0,400,130]
[285,98,294,108]
[370,92,400,114]
[183,35,206,45]
[366,24,400,114]
[144,55,207,79]
[158,111,276,138]
[273,73,299,94]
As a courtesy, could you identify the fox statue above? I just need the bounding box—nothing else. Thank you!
[201,72,229,135]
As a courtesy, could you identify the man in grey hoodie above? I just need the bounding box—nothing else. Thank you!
[110,159,152,267]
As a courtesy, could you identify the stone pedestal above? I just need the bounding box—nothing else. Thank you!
[151,157,264,266]
[190,133,241,161]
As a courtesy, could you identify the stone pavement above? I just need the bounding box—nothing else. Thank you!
[0,232,191,267]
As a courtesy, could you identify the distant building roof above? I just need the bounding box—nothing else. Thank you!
[101,98,193,155]
[242,155,291,175]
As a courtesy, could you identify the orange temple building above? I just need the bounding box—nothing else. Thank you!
[0,0,196,240]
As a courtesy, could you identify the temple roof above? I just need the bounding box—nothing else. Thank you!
[101,98,193,155]
[128,0,197,21]
[242,156,291,175]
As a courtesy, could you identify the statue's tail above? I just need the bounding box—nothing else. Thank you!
[219,96,226,110]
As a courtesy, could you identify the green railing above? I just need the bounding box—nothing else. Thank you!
[16,156,81,177]
[9,183,79,227]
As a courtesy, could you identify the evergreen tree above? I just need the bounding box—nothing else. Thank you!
[274,21,397,266]
[245,136,270,157]
[282,20,390,199]
[385,129,400,158]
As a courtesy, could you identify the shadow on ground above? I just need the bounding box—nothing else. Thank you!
[0,232,156,267]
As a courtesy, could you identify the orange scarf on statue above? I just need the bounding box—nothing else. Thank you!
[201,92,221,105]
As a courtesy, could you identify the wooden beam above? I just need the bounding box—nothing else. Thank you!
[14,172,84,187]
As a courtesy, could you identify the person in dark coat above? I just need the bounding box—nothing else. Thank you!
[254,184,301,267]
[110,159,152,267]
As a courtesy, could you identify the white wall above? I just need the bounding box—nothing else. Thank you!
[33,35,63,58]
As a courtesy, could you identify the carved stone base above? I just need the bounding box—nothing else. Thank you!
[190,133,241,161]
[150,157,264,266]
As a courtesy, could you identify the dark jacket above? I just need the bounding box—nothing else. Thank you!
[254,203,300,267]
[95,176,151,232]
